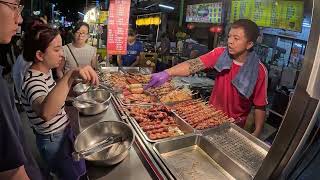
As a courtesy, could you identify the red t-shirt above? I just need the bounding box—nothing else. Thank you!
[199,47,268,127]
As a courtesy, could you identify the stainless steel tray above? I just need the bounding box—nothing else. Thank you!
[170,109,236,134]
[116,93,160,107]
[202,123,270,177]
[100,66,119,72]
[153,134,252,180]
[162,98,196,107]
[170,111,197,132]
[126,106,195,143]
[101,67,152,74]
[166,99,236,132]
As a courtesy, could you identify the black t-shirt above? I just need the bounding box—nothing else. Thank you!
[0,66,43,179]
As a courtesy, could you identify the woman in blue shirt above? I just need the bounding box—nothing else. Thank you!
[118,29,143,67]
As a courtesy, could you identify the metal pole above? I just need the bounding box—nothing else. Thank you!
[179,0,184,27]
[30,0,33,16]
[51,4,54,24]
[213,33,219,48]
[282,101,320,178]
[155,16,160,53]
[86,0,88,12]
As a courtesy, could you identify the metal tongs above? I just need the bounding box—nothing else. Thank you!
[119,66,136,76]
[118,66,129,75]
[73,135,123,161]
[84,81,120,94]
[97,82,121,93]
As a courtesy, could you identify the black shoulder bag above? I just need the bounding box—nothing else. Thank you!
[66,44,79,67]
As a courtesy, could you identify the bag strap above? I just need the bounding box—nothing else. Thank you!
[66,44,79,67]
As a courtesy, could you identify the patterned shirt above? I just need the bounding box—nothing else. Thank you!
[21,69,69,135]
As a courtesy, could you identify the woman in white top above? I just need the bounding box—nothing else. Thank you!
[57,22,97,79]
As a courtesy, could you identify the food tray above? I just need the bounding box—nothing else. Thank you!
[163,98,203,107]
[101,67,152,74]
[171,109,236,133]
[144,83,176,97]
[116,92,160,106]
[99,68,151,92]
[202,123,270,177]
[158,89,194,104]
[101,67,139,73]
[168,99,236,132]
[153,134,252,180]
[126,106,194,143]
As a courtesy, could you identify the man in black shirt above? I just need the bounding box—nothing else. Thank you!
[0,0,43,179]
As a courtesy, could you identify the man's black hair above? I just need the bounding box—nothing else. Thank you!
[231,19,260,43]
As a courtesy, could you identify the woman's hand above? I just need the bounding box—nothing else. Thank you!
[73,65,99,85]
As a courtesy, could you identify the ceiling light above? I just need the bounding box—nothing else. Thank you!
[159,4,174,10]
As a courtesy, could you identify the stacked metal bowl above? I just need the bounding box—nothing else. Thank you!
[72,83,111,115]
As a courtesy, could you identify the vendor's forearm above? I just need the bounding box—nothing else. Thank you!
[165,57,205,77]
[252,107,266,137]
[40,70,75,121]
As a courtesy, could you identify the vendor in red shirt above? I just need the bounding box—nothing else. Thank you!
[145,19,268,137]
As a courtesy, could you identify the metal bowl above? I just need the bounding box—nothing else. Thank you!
[72,89,111,115]
[74,121,135,166]
[73,82,91,96]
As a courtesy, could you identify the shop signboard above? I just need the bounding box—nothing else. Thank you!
[186,2,223,24]
[99,11,108,25]
[230,0,304,32]
[107,0,131,55]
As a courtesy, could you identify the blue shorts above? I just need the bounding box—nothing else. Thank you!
[34,127,86,180]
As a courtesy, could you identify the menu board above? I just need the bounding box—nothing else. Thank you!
[186,2,223,24]
[107,0,131,55]
[230,0,304,32]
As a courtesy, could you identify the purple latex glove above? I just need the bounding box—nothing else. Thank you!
[144,71,170,89]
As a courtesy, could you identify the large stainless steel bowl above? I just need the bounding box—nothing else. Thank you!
[72,89,111,115]
[73,82,91,96]
[74,121,135,166]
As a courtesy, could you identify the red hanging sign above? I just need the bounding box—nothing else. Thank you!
[107,0,131,55]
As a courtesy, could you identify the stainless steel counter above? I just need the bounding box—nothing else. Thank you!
[71,99,163,180]
[85,150,152,180]
[68,94,270,180]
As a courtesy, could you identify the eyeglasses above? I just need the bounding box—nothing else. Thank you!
[75,31,89,36]
[0,1,24,15]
